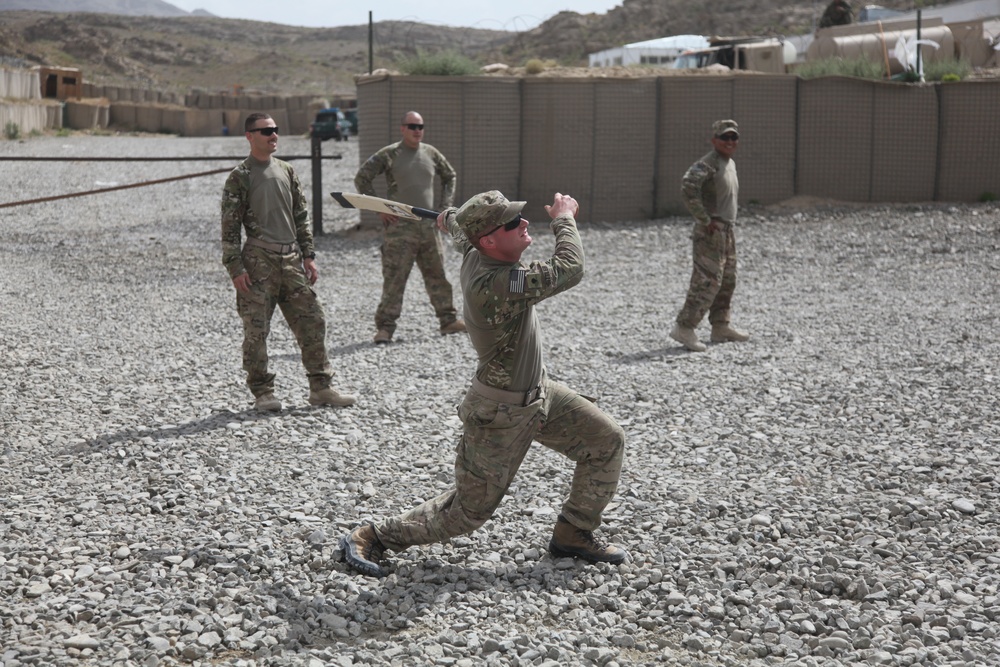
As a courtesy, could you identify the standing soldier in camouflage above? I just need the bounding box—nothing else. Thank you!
[339,191,628,577]
[670,119,751,352]
[354,110,466,344]
[221,112,356,411]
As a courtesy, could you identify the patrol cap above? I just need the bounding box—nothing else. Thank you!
[713,119,739,137]
[455,190,526,241]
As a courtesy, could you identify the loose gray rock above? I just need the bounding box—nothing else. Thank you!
[0,135,998,667]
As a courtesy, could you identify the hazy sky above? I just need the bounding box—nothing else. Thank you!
[167,0,623,30]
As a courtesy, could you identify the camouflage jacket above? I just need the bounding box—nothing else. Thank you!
[354,142,456,209]
[220,157,313,279]
[681,150,738,225]
[443,211,584,390]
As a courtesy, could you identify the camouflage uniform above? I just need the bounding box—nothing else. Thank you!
[221,156,334,397]
[354,141,458,334]
[371,191,625,552]
[676,142,740,330]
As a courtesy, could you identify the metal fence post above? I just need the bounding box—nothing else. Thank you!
[311,134,323,235]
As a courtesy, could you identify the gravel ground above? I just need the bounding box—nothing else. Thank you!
[1,134,999,667]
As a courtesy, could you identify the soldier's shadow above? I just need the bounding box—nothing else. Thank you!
[279,555,591,647]
[62,408,309,456]
[614,346,690,364]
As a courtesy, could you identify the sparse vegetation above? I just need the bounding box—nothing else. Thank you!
[397,50,481,76]
[797,55,974,84]
[4,121,20,140]
[979,191,997,202]
[923,58,972,82]
[524,58,547,75]
[796,57,886,80]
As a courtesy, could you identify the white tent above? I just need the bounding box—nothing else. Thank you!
[588,35,710,67]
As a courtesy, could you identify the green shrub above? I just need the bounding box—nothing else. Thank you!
[397,50,480,76]
[524,58,546,75]
[979,191,997,202]
[797,56,886,80]
[923,58,971,82]
[4,121,20,140]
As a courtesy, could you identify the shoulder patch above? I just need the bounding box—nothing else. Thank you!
[508,268,526,293]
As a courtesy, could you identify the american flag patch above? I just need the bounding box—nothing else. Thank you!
[508,268,526,293]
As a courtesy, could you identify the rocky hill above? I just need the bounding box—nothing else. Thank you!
[0,0,926,96]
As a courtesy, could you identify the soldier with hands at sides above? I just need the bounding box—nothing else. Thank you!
[670,119,751,352]
[221,112,356,411]
[354,110,466,344]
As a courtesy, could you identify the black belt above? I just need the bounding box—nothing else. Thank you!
[471,377,541,406]
[244,237,300,254]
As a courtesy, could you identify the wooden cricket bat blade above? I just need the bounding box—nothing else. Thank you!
[330,192,439,221]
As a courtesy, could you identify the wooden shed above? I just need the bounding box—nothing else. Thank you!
[38,66,84,100]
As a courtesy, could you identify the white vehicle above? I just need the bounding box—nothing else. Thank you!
[673,38,797,73]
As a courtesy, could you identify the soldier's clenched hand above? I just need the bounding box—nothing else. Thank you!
[545,192,579,220]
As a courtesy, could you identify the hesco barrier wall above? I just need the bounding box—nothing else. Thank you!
[357,74,1000,222]
[1,67,62,133]
[77,83,355,137]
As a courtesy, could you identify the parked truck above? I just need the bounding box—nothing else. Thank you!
[672,36,798,73]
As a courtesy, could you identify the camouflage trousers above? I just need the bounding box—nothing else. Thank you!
[372,373,626,552]
[236,245,333,397]
[676,219,738,328]
[375,222,457,334]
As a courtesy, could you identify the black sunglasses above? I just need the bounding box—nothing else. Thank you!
[487,214,523,235]
[405,123,424,131]
[249,126,279,136]
[718,133,739,141]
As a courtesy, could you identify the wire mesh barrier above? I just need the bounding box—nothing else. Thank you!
[357,74,1000,223]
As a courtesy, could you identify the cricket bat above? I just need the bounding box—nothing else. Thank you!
[330,192,439,221]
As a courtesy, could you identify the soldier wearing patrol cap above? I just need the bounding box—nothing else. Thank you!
[670,119,751,352]
[339,190,628,577]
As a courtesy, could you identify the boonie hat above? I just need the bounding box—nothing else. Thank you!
[456,190,526,241]
[713,119,739,137]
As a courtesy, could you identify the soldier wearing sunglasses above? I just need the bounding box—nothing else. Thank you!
[221,112,357,412]
[340,190,628,578]
[669,119,751,352]
[354,110,465,345]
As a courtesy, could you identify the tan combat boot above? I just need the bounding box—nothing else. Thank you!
[340,524,387,577]
[548,515,628,564]
[373,329,392,345]
[711,323,750,343]
[309,387,357,407]
[440,320,467,335]
[670,323,706,352]
[254,393,282,412]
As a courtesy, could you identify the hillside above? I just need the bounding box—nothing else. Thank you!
[0,0,931,96]
[0,11,511,96]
